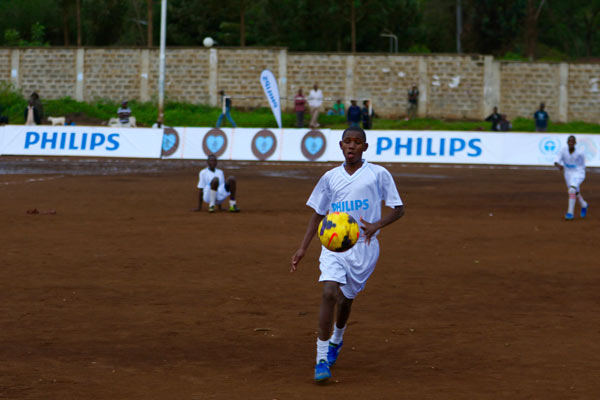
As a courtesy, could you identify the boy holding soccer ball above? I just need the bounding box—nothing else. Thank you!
[291,126,404,382]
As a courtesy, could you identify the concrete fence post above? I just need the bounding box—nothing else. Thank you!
[278,49,287,110]
[558,62,569,123]
[10,49,19,88]
[417,56,427,117]
[140,49,150,102]
[345,55,355,103]
[209,49,218,107]
[482,56,500,119]
[75,48,85,101]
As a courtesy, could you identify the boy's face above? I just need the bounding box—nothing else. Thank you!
[567,136,576,151]
[340,130,368,163]
[207,156,217,169]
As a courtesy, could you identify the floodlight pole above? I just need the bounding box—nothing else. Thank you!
[158,0,167,123]
[380,33,398,53]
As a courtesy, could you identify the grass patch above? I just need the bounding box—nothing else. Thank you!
[2,85,600,133]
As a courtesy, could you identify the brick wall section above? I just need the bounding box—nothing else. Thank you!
[287,53,346,110]
[20,48,76,100]
[426,55,485,119]
[500,62,560,121]
[217,49,279,108]
[84,49,140,102]
[147,49,211,103]
[567,64,600,123]
[354,55,420,115]
[3,47,600,122]
[0,49,11,84]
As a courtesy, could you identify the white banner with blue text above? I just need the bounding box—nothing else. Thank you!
[0,125,163,158]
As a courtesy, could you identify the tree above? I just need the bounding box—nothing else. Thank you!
[524,0,546,60]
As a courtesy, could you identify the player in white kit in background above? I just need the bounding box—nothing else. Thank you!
[193,154,240,213]
[554,135,588,220]
[291,126,404,383]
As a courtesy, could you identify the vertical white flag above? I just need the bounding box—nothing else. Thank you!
[260,70,282,129]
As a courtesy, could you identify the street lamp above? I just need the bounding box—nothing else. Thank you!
[380,32,398,53]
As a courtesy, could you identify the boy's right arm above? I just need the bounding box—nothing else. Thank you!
[291,212,324,272]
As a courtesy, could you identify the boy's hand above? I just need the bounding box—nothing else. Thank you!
[291,249,306,272]
[359,217,379,244]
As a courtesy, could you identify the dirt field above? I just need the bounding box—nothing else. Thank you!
[1,157,599,399]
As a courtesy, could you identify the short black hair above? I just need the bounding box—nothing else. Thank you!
[341,126,367,141]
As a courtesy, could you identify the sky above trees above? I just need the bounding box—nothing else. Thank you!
[1,0,599,60]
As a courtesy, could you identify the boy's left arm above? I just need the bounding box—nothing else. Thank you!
[360,205,404,243]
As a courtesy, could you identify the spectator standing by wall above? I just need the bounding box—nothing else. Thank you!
[362,99,374,130]
[485,106,502,131]
[406,85,419,120]
[30,92,43,122]
[534,102,549,132]
[498,114,512,131]
[294,88,307,128]
[24,99,40,125]
[347,100,361,127]
[308,84,323,129]
[216,90,237,128]
[117,101,132,127]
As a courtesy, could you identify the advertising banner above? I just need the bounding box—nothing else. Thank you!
[260,70,282,129]
[1,125,163,158]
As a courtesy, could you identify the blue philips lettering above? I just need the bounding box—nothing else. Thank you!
[426,138,437,156]
[24,132,40,148]
[395,137,412,155]
[41,132,58,149]
[90,133,105,150]
[69,133,78,149]
[468,138,482,157]
[376,137,392,154]
[59,132,67,149]
[416,137,423,156]
[354,200,362,210]
[449,138,465,155]
[106,133,120,151]
[439,138,445,156]
[81,133,88,150]
[363,199,369,209]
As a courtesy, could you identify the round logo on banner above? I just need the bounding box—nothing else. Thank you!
[203,128,228,158]
[301,130,327,161]
[538,137,561,156]
[161,127,180,157]
[251,129,277,160]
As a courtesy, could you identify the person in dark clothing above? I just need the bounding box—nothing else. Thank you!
[24,99,41,125]
[485,107,502,131]
[362,100,374,130]
[347,100,361,127]
[30,92,44,122]
[407,85,419,120]
[534,102,549,132]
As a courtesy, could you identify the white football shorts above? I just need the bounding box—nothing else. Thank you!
[564,170,585,191]
[202,186,231,204]
[318,239,380,299]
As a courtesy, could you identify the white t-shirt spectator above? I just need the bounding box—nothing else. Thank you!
[308,89,323,109]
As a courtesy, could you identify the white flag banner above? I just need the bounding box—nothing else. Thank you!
[260,69,282,129]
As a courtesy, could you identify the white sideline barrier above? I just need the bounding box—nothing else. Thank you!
[1,125,599,166]
[160,127,600,167]
[0,125,163,158]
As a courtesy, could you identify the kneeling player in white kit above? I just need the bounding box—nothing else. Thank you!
[554,135,588,220]
[291,127,405,382]
[193,154,240,213]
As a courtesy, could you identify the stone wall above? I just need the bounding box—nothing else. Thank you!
[2,46,600,123]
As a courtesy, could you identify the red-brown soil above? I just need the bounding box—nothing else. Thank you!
[1,158,599,399]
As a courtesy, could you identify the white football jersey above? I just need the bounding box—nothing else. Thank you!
[197,167,226,190]
[307,160,403,242]
[555,146,586,172]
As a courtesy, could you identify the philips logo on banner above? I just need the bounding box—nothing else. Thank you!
[376,136,482,157]
[260,70,282,129]
[24,131,120,151]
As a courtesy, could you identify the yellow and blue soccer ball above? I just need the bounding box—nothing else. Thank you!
[318,212,360,252]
